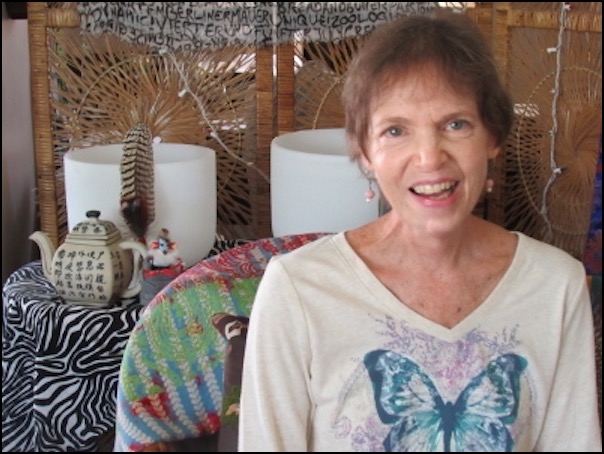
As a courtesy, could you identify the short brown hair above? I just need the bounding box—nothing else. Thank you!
[342,11,513,162]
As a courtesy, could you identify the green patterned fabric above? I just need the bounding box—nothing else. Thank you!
[114,233,327,451]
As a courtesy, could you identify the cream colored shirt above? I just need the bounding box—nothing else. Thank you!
[239,232,601,452]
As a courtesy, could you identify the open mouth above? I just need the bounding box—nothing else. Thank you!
[410,181,458,200]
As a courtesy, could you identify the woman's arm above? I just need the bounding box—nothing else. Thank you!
[239,259,313,452]
[536,271,602,452]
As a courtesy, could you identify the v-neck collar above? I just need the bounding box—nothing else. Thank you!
[331,231,524,341]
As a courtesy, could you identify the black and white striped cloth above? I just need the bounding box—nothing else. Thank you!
[2,261,142,451]
[1,240,247,451]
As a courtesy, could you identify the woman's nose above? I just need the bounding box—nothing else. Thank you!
[414,132,447,169]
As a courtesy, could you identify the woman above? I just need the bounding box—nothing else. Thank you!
[239,11,601,452]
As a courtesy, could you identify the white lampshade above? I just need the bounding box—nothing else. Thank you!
[64,143,216,267]
[271,128,379,236]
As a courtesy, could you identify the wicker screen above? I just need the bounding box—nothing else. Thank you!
[49,29,265,241]
[503,2,602,259]
[292,37,361,131]
[28,3,602,260]
[29,2,272,245]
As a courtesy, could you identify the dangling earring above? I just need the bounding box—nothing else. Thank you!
[485,178,494,193]
[365,179,376,202]
[485,159,495,193]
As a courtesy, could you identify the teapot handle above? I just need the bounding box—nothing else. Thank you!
[119,240,150,299]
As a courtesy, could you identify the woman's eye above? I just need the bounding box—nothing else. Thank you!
[385,126,403,137]
[448,120,468,131]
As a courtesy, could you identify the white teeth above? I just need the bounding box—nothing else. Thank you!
[413,182,455,195]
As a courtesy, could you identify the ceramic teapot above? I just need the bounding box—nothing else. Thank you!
[29,210,149,306]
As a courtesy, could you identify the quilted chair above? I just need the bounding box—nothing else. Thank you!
[113,233,327,452]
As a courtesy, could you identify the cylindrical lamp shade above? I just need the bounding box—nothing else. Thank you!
[271,128,379,236]
[64,143,216,267]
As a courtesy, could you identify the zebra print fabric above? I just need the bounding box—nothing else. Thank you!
[2,241,243,451]
[2,261,143,451]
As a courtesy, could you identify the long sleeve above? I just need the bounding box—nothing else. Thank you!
[239,259,313,451]
[534,270,602,452]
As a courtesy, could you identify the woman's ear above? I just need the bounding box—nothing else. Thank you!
[487,143,501,160]
[359,152,373,173]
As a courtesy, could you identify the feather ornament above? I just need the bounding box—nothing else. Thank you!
[120,123,155,240]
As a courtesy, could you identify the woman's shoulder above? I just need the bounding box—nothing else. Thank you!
[267,232,353,272]
[514,231,585,273]
[273,232,339,262]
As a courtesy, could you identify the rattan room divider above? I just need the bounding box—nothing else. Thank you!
[499,2,601,259]
[28,2,602,261]
[28,2,275,245]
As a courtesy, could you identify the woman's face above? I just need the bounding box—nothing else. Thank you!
[362,69,500,236]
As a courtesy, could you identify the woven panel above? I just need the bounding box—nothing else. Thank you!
[293,37,361,131]
[28,3,602,254]
[29,3,271,245]
[504,14,602,259]
[47,28,263,242]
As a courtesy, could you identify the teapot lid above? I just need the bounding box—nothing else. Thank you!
[67,210,123,244]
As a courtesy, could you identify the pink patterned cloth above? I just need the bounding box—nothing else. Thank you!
[114,233,328,451]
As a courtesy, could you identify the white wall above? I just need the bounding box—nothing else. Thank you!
[2,4,37,283]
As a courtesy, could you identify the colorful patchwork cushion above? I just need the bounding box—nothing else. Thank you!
[113,233,327,451]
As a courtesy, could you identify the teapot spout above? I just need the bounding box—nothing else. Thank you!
[29,231,56,282]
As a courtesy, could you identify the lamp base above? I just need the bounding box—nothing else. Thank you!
[271,128,379,236]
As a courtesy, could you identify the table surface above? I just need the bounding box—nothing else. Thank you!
[2,260,143,451]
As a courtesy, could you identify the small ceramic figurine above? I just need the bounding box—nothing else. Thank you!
[140,228,185,306]
[146,228,184,270]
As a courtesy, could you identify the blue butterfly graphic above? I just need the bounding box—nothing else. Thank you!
[364,350,527,452]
